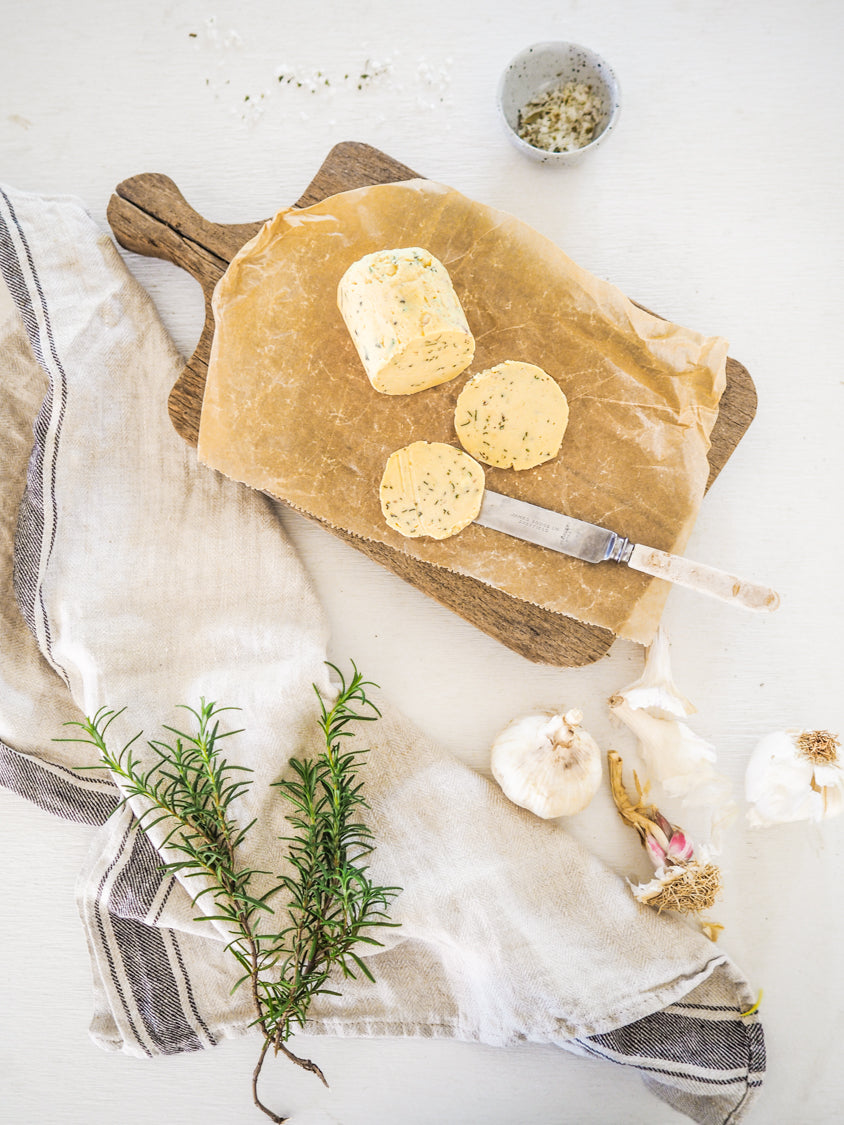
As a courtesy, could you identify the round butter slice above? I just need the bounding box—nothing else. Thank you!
[379,441,485,540]
[454,360,569,470]
[337,247,475,395]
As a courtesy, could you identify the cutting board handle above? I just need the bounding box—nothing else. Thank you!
[107,173,264,442]
[106,173,262,294]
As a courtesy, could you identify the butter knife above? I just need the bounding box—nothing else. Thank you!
[474,490,779,612]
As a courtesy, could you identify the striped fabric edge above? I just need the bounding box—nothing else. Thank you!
[570,988,766,1125]
[81,811,219,1057]
[0,737,118,826]
[0,185,220,1060]
[0,185,70,686]
[0,736,218,1057]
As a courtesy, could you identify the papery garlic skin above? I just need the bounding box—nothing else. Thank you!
[745,729,844,827]
[612,627,696,720]
[608,699,721,800]
[609,627,735,847]
[490,709,602,819]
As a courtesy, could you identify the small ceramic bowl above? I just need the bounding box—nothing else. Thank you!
[497,41,621,166]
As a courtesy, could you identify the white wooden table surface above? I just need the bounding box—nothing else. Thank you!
[1,1,843,1122]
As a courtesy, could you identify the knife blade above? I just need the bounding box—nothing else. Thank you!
[474,490,779,612]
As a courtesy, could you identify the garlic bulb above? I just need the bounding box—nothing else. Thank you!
[609,627,735,848]
[608,750,722,936]
[490,709,602,818]
[745,728,843,827]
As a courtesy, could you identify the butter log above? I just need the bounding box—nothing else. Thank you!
[337,247,475,394]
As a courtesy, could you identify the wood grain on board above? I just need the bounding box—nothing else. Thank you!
[106,141,757,667]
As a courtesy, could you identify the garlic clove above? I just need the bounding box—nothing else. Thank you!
[745,728,843,826]
[609,629,735,849]
[610,698,717,774]
[490,709,602,819]
[610,627,696,720]
[648,827,695,866]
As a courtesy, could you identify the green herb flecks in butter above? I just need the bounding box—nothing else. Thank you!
[337,247,475,395]
[379,440,485,539]
[454,360,569,471]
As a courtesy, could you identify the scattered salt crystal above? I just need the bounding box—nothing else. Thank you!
[197,45,457,128]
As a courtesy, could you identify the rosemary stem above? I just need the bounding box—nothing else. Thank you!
[252,1036,287,1123]
[276,1040,329,1087]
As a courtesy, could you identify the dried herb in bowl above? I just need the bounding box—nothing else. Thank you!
[517,80,603,153]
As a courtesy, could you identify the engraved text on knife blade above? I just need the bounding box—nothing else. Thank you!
[475,491,632,565]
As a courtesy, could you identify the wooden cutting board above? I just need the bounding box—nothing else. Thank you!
[106,141,757,667]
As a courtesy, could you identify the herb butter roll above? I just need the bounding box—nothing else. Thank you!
[337,247,475,394]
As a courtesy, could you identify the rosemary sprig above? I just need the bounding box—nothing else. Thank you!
[61,662,400,1123]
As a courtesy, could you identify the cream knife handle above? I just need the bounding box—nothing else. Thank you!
[627,543,780,612]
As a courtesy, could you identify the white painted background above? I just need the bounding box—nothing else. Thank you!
[1,1,842,1122]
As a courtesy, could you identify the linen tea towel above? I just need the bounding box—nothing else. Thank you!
[0,184,765,1124]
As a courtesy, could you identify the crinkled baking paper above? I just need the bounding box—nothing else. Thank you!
[198,180,727,644]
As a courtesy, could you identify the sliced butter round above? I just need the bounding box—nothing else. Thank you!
[454,360,569,470]
[379,441,485,540]
[337,247,475,395]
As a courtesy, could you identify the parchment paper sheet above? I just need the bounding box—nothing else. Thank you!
[198,180,728,644]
